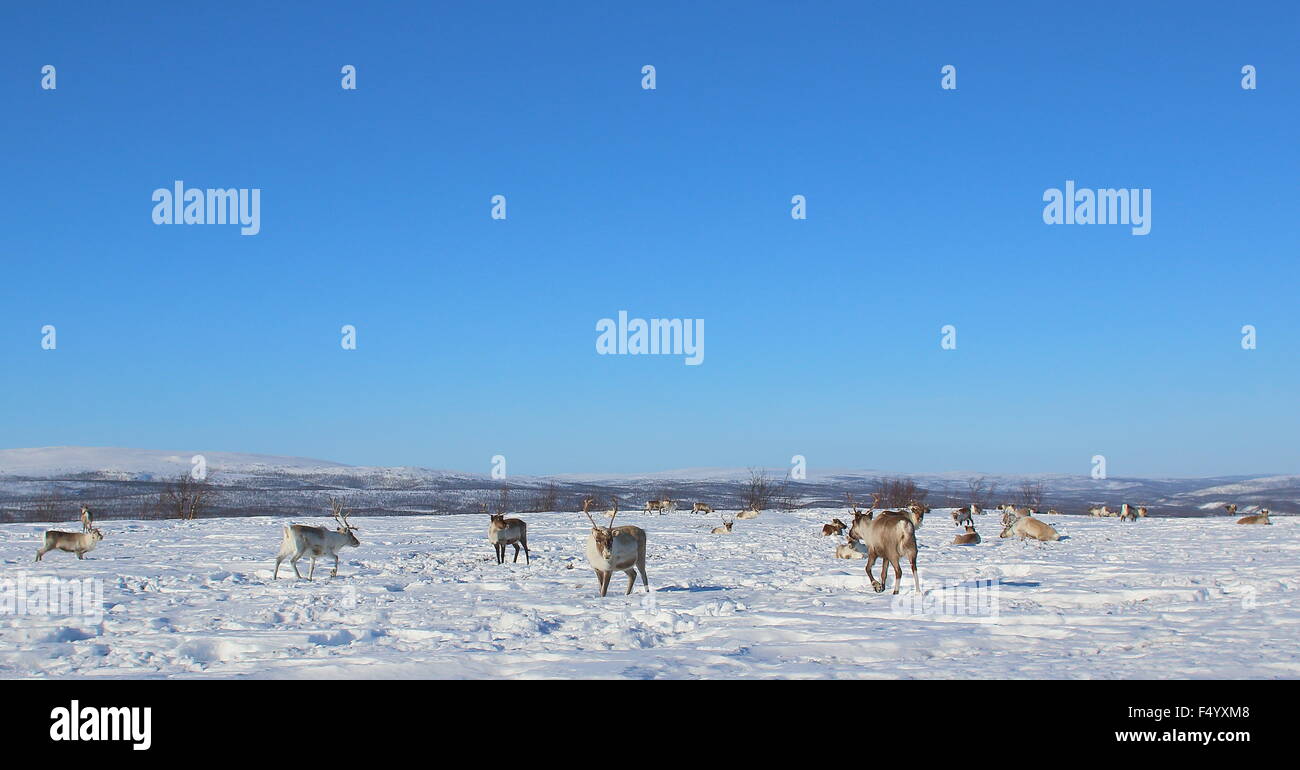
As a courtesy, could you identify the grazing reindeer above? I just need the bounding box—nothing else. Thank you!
[735,509,760,519]
[273,498,361,580]
[583,498,648,596]
[821,518,848,536]
[861,510,921,594]
[79,504,94,533]
[36,528,104,561]
[952,525,980,545]
[484,503,529,565]
[1236,508,1272,525]
[1000,515,1060,542]
[644,499,674,513]
[692,502,713,514]
[845,494,874,543]
[835,539,868,559]
[952,506,974,527]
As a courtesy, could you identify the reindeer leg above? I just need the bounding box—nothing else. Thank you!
[522,538,530,565]
[910,553,920,593]
[624,569,637,595]
[512,543,521,563]
[891,558,903,595]
[35,548,44,562]
[308,557,317,581]
[273,557,281,579]
[637,554,649,593]
[598,570,611,597]
[878,560,889,594]
[291,555,304,579]
[865,551,883,592]
[331,554,339,577]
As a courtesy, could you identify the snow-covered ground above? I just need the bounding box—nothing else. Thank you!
[1,510,1295,679]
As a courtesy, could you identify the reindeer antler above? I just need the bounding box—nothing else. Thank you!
[607,496,619,529]
[846,493,860,514]
[581,498,599,528]
[329,497,357,530]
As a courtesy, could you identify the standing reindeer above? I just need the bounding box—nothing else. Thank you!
[952,506,974,527]
[692,502,713,514]
[273,498,361,580]
[583,498,649,597]
[845,494,874,543]
[484,502,529,565]
[36,528,104,561]
[711,512,735,534]
[80,504,94,533]
[860,508,922,594]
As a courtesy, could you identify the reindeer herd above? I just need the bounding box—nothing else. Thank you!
[25,490,1279,599]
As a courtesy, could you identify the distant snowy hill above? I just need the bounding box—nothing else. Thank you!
[0,446,1291,521]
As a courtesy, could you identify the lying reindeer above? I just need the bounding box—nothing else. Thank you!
[583,498,649,597]
[273,498,361,580]
[952,525,980,545]
[821,518,848,536]
[1000,515,1060,542]
[835,539,868,559]
[1236,508,1271,525]
[711,513,735,534]
[735,509,761,520]
[36,528,104,561]
[485,502,529,565]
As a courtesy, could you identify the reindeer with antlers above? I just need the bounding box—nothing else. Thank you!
[483,498,530,565]
[711,512,736,534]
[273,497,361,580]
[845,493,877,544]
[582,497,649,597]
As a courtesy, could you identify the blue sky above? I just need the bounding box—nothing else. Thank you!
[1,1,1296,477]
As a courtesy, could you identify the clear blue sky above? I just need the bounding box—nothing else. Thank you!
[2,1,1296,477]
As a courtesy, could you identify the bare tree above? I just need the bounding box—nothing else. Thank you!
[527,482,559,513]
[159,472,218,520]
[872,477,928,509]
[1018,480,1045,510]
[741,467,786,512]
[966,476,998,509]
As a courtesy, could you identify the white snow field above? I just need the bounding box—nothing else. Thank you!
[0,510,1295,679]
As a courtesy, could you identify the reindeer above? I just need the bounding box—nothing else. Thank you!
[952,525,980,545]
[1000,515,1060,542]
[821,518,848,536]
[1223,503,1238,516]
[644,499,675,513]
[79,504,94,533]
[908,501,930,516]
[36,528,104,561]
[952,506,974,527]
[1136,506,1149,518]
[1089,505,1118,517]
[583,498,648,597]
[845,494,874,543]
[835,539,869,559]
[735,509,761,519]
[1236,508,1272,525]
[273,498,361,580]
[860,509,922,594]
[711,511,736,534]
[691,502,713,514]
[484,502,529,565]
[1119,503,1138,522]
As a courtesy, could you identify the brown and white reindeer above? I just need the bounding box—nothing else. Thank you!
[1223,503,1238,516]
[821,518,848,536]
[952,506,974,527]
[952,525,980,545]
[35,528,104,561]
[1236,508,1272,525]
[273,498,361,580]
[735,508,761,519]
[484,501,530,565]
[835,539,869,559]
[711,512,736,534]
[1136,506,1149,518]
[860,508,922,594]
[644,499,674,514]
[80,504,94,533]
[583,498,649,597]
[692,502,713,514]
[1000,515,1060,542]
